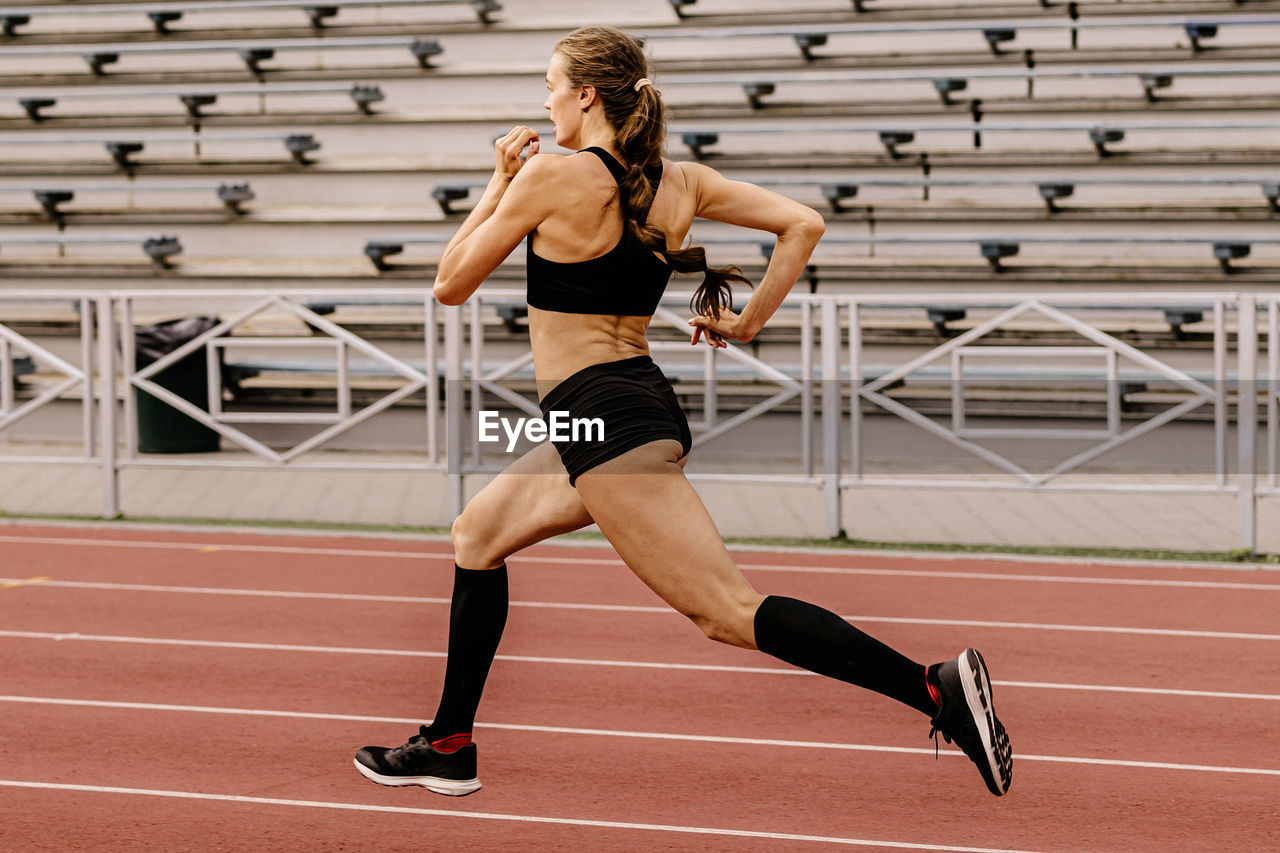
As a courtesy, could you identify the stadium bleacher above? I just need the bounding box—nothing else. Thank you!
[0,180,253,223]
[0,231,182,264]
[0,34,446,75]
[0,0,500,36]
[6,82,385,122]
[653,62,1280,107]
[1,0,1274,250]
[2,0,1278,424]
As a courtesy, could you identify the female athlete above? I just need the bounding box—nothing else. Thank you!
[355,25,1012,799]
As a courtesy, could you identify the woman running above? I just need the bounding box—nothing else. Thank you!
[354,25,1012,798]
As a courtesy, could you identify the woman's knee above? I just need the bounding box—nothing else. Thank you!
[687,594,765,650]
[450,509,503,571]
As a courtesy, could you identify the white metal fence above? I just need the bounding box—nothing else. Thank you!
[1,288,1274,551]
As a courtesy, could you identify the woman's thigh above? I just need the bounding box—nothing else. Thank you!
[452,441,596,570]
[573,440,763,647]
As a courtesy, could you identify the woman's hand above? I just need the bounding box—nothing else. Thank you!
[494,126,540,181]
[688,308,746,349]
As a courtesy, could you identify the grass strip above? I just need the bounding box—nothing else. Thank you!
[2,510,1278,565]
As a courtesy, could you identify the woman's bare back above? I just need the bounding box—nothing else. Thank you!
[527,152,698,391]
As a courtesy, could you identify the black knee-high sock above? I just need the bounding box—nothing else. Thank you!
[424,564,508,748]
[753,595,937,716]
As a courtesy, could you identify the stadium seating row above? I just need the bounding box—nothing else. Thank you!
[0,0,1275,282]
[0,0,499,36]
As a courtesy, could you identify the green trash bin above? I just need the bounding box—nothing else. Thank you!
[134,316,222,453]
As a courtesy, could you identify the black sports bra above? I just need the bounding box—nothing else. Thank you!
[526,147,674,316]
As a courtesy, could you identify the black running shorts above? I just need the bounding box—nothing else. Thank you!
[537,355,693,487]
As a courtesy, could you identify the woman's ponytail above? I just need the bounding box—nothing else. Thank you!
[556,26,755,321]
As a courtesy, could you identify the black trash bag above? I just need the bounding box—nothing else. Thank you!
[135,315,220,367]
[133,316,222,453]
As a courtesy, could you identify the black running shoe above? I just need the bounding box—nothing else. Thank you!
[926,649,1013,796]
[354,727,481,796]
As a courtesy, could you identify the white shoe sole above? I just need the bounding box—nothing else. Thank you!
[353,758,482,796]
[957,649,1011,795]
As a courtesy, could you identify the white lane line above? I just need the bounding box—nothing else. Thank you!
[734,562,1280,592]
[994,681,1280,702]
[0,578,652,612]
[0,629,793,673]
[2,695,1278,779]
[0,780,1047,853]
[0,578,447,604]
[4,631,1278,702]
[843,616,1280,642]
[3,579,1277,641]
[0,534,433,561]
[7,573,1278,612]
[2,534,1277,592]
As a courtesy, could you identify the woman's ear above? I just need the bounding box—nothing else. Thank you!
[578,85,597,112]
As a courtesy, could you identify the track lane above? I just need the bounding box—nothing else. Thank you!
[2,633,1276,773]
[3,524,1278,578]
[5,525,1279,851]
[2,702,1277,852]
[2,579,1277,698]
[4,526,1279,591]
[3,785,950,853]
[3,531,1277,637]
[5,568,1279,639]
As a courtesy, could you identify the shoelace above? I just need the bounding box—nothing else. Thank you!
[387,726,431,759]
[928,717,952,760]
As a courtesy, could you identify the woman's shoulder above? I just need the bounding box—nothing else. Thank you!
[516,149,619,192]
[662,158,718,188]
[660,158,724,201]
[515,151,573,182]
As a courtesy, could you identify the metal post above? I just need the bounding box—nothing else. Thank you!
[0,337,12,421]
[1215,301,1227,487]
[337,340,351,420]
[821,298,842,538]
[1105,349,1120,437]
[469,299,483,467]
[205,329,221,414]
[1238,296,1257,554]
[445,304,465,519]
[79,298,94,458]
[119,297,138,460]
[1268,299,1278,490]
[703,343,717,431]
[425,296,438,466]
[96,297,119,517]
[848,301,862,479]
[801,300,813,476]
[950,349,964,435]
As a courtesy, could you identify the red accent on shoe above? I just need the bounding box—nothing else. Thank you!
[431,733,473,753]
[926,677,942,709]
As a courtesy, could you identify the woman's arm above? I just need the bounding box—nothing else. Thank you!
[682,161,825,343]
[433,126,557,306]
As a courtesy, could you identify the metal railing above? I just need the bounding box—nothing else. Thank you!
[110,290,445,511]
[0,294,98,463]
[1,288,1275,551]
[456,288,1272,549]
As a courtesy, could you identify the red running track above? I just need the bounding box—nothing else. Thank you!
[1,523,1278,852]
